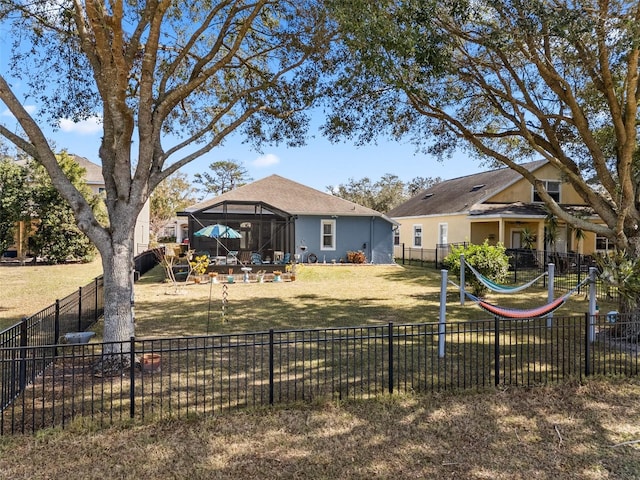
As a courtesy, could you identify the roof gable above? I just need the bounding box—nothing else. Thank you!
[387,160,548,218]
[185,174,392,219]
[71,155,104,185]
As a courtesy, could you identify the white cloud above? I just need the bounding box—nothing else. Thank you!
[252,153,280,168]
[59,116,102,134]
[2,105,37,117]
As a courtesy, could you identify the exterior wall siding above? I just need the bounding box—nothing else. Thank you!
[489,164,585,205]
[395,214,469,249]
[294,215,394,264]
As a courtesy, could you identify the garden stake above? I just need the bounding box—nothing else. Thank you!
[206,275,214,334]
[221,283,229,323]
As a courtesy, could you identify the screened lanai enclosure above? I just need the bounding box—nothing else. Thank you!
[184,200,295,263]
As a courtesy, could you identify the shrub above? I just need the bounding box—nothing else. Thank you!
[444,241,509,296]
[347,250,366,264]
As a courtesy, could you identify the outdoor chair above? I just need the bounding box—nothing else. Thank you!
[238,251,252,266]
[251,252,263,265]
[277,253,291,264]
[226,250,239,265]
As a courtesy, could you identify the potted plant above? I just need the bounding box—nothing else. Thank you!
[273,270,282,282]
[285,263,295,281]
[256,270,266,283]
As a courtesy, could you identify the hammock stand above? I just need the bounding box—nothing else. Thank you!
[437,267,599,359]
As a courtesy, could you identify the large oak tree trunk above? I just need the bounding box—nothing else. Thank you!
[95,234,136,373]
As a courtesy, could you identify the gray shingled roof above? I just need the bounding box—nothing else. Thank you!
[71,155,104,185]
[387,160,548,218]
[185,174,396,221]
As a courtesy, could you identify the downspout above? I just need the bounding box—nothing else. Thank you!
[370,216,375,263]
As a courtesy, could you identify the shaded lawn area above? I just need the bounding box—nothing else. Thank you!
[1,377,639,479]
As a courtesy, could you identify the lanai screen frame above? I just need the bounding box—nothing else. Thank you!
[182,200,296,258]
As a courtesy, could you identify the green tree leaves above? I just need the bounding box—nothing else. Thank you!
[193,160,252,199]
[0,157,29,254]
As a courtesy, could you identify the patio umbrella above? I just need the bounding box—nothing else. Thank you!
[194,224,242,256]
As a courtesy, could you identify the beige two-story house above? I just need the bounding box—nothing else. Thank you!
[388,160,604,260]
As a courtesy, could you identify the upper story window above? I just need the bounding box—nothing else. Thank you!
[533,180,561,203]
[320,219,336,251]
[413,224,422,247]
[595,236,612,252]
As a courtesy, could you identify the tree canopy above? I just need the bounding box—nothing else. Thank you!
[0,157,28,254]
[326,0,640,252]
[193,160,252,199]
[0,0,333,357]
[150,171,197,241]
[328,173,442,212]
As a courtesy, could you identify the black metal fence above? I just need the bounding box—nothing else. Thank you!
[2,312,638,434]
[0,248,162,416]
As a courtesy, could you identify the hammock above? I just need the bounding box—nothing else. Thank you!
[464,261,547,294]
[463,291,567,319]
[450,277,591,319]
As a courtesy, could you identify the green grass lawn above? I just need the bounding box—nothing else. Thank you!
[0,258,103,331]
[127,263,612,338]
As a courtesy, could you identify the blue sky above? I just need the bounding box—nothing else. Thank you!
[0,108,487,193]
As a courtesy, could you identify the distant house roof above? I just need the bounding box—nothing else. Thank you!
[14,154,104,186]
[71,155,103,186]
[184,174,398,223]
[387,160,548,218]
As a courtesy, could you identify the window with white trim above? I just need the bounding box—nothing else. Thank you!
[438,223,448,245]
[320,219,336,250]
[533,180,561,203]
[393,227,400,245]
[595,236,612,252]
[413,224,422,247]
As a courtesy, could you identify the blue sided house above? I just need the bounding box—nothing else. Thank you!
[180,175,398,264]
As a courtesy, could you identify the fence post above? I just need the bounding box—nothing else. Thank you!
[584,313,591,378]
[388,322,394,394]
[494,316,500,387]
[94,277,99,324]
[439,270,447,358]
[269,329,274,405]
[130,337,136,419]
[19,317,28,393]
[546,263,555,328]
[54,300,60,355]
[577,254,582,294]
[77,286,83,331]
[401,243,405,265]
[588,267,597,343]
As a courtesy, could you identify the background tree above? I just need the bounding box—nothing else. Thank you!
[329,173,442,212]
[327,0,639,310]
[406,176,442,197]
[193,160,252,199]
[0,1,332,366]
[150,172,197,242]
[28,153,98,264]
[0,158,28,254]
